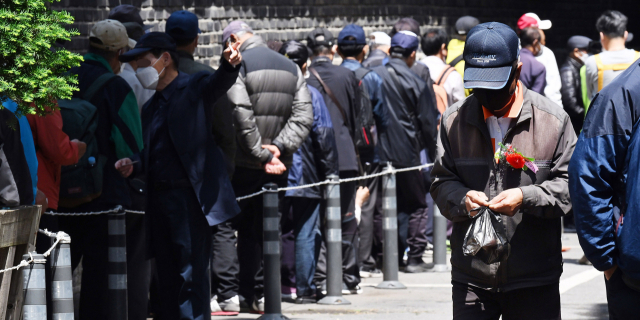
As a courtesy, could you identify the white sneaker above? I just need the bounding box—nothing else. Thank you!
[211,295,240,315]
[250,297,264,314]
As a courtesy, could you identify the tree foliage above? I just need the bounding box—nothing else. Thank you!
[0,0,83,116]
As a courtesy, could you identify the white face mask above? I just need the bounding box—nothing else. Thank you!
[136,56,165,90]
[579,52,590,64]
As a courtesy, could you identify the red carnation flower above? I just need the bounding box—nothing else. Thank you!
[506,153,525,169]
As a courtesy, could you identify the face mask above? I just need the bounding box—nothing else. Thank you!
[136,56,165,90]
[579,52,590,64]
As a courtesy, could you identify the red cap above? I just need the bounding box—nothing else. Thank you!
[517,15,539,30]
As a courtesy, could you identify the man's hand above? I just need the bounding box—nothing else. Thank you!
[488,188,523,216]
[262,145,281,158]
[264,157,286,175]
[223,41,242,67]
[604,265,618,281]
[465,190,489,217]
[355,186,370,208]
[72,139,87,159]
[115,158,134,178]
[36,189,48,212]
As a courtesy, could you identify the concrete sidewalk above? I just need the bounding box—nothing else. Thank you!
[212,233,608,320]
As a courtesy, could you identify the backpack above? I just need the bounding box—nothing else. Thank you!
[57,73,117,208]
[594,51,640,92]
[433,65,455,114]
[353,67,376,153]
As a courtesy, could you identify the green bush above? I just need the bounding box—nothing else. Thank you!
[0,0,83,116]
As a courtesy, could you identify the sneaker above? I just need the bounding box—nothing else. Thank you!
[343,284,363,295]
[295,295,317,304]
[425,242,434,252]
[238,295,250,313]
[214,295,240,315]
[281,286,297,302]
[405,261,433,273]
[250,297,264,314]
[359,267,383,278]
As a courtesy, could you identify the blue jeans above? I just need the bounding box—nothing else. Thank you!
[288,198,322,296]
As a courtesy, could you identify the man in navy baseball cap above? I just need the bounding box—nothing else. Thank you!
[390,30,420,66]
[463,22,520,90]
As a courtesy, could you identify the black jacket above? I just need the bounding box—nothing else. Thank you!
[132,61,241,226]
[560,57,585,134]
[306,56,361,172]
[362,49,388,68]
[372,58,439,168]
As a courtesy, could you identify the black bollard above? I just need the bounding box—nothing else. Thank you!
[376,163,406,289]
[428,205,451,272]
[107,208,128,320]
[318,175,350,305]
[22,253,47,320]
[259,183,289,320]
[50,234,75,320]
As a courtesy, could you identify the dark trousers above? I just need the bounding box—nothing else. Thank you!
[452,281,561,320]
[280,198,322,296]
[396,170,429,260]
[148,187,212,320]
[210,220,239,301]
[232,167,287,302]
[606,268,640,319]
[56,203,150,320]
[358,163,383,270]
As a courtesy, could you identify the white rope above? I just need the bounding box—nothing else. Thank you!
[38,229,71,258]
[236,163,434,201]
[44,205,146,216]
[0,253,34,274]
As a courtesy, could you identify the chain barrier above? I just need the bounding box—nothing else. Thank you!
[0,229,70,274]
[236,163,434,201]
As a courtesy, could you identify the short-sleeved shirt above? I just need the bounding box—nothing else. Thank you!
[585,48,639,99]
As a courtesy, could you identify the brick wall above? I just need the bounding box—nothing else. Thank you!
[54,0,640,68]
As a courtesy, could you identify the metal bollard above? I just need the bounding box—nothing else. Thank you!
[22,253,47,320]
[318,175,350,305]
[259,183,289,320]
[107,209,128,320]
[50,235,74,320]
[376,163,406,290]
[428,205,451,272]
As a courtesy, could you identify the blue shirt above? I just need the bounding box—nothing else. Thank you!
[3,99,37,203]
[146,73,189,181]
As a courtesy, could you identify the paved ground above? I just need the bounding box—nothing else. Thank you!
[212,233,608,320]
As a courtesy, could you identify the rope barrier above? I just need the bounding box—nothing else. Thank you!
[0,229,70,274]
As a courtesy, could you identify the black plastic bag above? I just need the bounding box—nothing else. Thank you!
[463,207,510,264]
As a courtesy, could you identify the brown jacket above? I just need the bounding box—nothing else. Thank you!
[430,86,577,292]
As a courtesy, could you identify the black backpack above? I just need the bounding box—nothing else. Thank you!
[57,73,116,208]
[353,67,376,153]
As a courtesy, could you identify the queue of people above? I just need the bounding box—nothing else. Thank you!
[1,5,639,320]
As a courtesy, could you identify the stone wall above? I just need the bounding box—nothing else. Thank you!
[53,0,640,68]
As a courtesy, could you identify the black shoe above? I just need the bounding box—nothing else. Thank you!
[405,261,433,273]
[295,295,317,304]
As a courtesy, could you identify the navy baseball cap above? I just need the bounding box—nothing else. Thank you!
[119,32,176,62]
[306,28,335,49]
[338,24,366,45]
[463,22,520,90]
[166,10,201,40]
[390,30,419,54]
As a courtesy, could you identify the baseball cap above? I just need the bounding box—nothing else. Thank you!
[338,24,366,46]
[567,36,591,50]
[463,22,520,90]
[222,20,254,44]
[369,32,391,46]
[306,28,335,49]
[108,5,153,30]
[391,17,421,36]
[166,10,201,41]
[455,16,480,35]
[279,40,309,69]
[517,13,552,30]
[390,30,419,55]
[119,32,176,62]
[90,19,136,51]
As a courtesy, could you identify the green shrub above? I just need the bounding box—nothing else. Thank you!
[0,0,83,116]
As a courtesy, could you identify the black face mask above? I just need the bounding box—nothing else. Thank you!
[473,63,519,112]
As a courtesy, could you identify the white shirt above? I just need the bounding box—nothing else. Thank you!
[585,48,638,99]
[534,45,563,108]
[485,84,524,153]
[420,56,465,106]
[119,63,155,113]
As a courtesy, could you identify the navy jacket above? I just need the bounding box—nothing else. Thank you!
[285,85,339,199]
[133,60,241,226]
[372,58,439,168]
[569,58,640,286]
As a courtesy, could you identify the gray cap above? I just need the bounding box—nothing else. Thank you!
[455,16,480,35]
[566,36,591,50]
[222,20,253,44]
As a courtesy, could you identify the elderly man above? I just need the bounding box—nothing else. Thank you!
[431,22,576,319]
